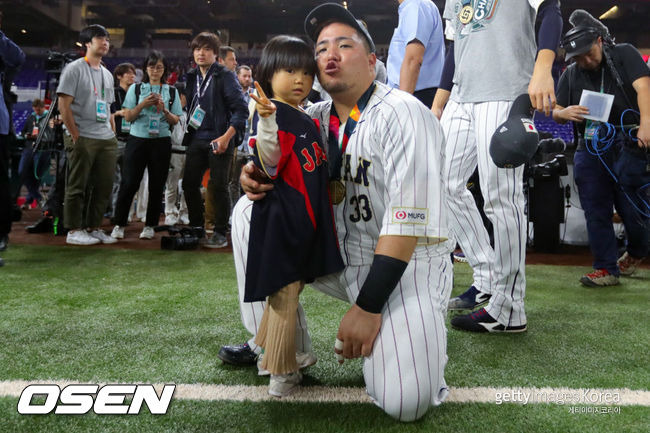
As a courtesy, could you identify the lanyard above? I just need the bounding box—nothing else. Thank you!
[599,68,605,93]
[327,83,376,180]
[196,70,214,99]
[149,84,163,114]
[84,57,105,99]
[189,64,215,115]
[587,67,606,94]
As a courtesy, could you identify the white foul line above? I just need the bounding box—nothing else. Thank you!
[0,380,648,406]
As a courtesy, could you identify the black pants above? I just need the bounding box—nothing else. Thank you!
[114,135,172,227]
[0,135,11,236]
[182,137,233,232]
[413,87,437,108]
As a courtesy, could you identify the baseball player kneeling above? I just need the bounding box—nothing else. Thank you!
[227,3,455,422]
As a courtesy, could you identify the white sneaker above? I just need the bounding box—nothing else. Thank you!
[269,371,302,397]
[89,229,117,244]
[179,215,190,225]
[258,351,317,376]
[164,214,178,226]
[66,230,100,245]
[139,226,155,239]
[111,225,125,239]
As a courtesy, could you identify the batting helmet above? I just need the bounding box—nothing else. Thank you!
[489,94,539,168]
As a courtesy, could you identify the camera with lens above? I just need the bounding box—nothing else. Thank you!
[160,226,204,250]
[530,154,568,178]
[46,51,77,74]
[526,137,570,253]
[528,138,569,178]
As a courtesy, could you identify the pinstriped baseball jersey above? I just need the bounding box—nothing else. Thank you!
[308,82,453,266]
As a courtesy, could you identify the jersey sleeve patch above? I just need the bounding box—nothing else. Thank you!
[391,207,429,225]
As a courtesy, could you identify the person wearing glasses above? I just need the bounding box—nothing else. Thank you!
[111,50,183,240]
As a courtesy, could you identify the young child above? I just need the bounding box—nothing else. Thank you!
[244,35,344,397]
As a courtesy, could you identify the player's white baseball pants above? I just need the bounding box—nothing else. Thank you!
[441,99,527,327]
[164,153,188,221]
[232,195,452,421]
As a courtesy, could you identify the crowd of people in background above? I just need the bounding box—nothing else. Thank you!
[6,27,266,251]
[3,23,394,254]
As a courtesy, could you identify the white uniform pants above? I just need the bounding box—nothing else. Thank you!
[231,195,452,421]
[440,99,527,327]
[165,153,188,220]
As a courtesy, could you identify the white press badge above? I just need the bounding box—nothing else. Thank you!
[189,70,213,129]
[96,100,108,122]
[189,105,206,129]
[121,117,131,133]
[148,115,160,136]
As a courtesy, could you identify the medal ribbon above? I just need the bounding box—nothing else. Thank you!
[327,83,376,180]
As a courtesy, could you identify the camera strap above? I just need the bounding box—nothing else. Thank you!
[602,46,639,123]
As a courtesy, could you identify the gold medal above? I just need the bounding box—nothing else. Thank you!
[329,180,346,205]
[459,5,474,24]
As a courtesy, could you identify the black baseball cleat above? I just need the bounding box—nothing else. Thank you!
[218,343,258,366]
[0,234,8,251]
[447,286,491,311]
[451,308,527,333]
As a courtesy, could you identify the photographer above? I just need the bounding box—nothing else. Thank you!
[553,10,650,286]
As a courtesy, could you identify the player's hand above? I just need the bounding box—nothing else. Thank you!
[240,161,273,200]
[211,134,229,154]
[555,105,589,123]
[335,304,381,361]
[250,82,276,118]
[528,69,556,117]
[636,122,650,149]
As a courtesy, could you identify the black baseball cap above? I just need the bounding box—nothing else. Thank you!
[561,26,599,61]
[489,94,539,168]
[304,3,376,53]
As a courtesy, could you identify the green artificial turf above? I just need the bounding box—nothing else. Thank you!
[1,398,647,433]
[0,244,648,431]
